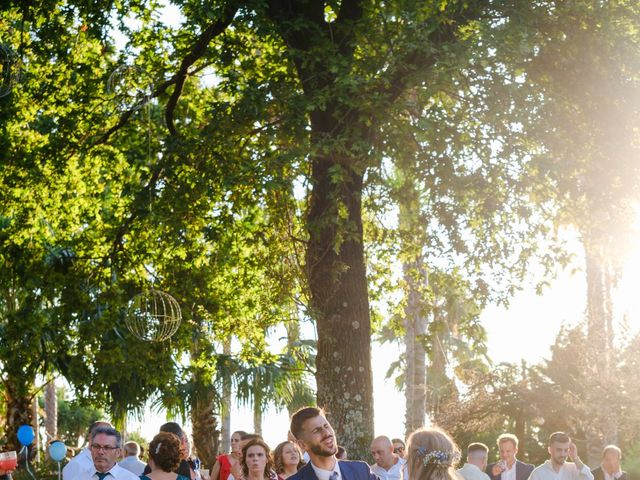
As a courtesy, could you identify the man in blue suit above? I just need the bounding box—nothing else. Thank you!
[288,406,379,480]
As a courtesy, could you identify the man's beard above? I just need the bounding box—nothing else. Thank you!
[310,440,338,457]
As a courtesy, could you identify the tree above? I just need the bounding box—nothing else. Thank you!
[0,0,303,448]
[35,0,503,456]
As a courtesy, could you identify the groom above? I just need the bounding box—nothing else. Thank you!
[288,406,378,480]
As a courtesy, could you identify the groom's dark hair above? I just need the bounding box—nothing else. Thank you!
[548,432,571,445]
[290,406,326,439]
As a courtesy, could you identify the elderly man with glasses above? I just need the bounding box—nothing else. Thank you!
[63,421,113,480]
[77,426,138,480]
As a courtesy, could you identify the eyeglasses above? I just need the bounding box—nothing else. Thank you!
[394,447,405,453]
[91,444,118,452]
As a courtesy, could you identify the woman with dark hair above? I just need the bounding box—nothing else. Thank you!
[406,427,461,480]
[241,439,275,480]
[273,441,304,480]
[141,432,190,480]
[210,431,248,480]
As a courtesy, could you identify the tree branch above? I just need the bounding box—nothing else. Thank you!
[165,3,239,135]
[380,1,492,105]
[92,4,238,145]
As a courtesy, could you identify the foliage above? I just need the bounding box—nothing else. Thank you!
[38,387,105,448]
[0,0,304,444]
[438,323,640,469]
[1,0,639,459]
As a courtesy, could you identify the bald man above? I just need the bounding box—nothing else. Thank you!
[370,436,405,480]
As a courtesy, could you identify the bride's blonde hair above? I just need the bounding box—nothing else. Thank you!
[406,426,461,480]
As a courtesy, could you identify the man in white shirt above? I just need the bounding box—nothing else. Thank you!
[118,441,146,476]
[487,434,534,480]
[369,436,405,480]
[77,426,138,480]
[62,420,113,480]
[458,443,491,480]
[529,432,594,480]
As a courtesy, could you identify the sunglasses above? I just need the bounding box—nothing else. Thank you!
[394,447,405,453]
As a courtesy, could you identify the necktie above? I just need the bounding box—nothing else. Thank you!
[95,472,110,480]
[330,471,339,480]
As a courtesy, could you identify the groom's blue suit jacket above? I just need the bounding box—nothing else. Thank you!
[288,461,379,480]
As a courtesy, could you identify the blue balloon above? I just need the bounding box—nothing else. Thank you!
[17,425,35,446]
[49,441,66,462]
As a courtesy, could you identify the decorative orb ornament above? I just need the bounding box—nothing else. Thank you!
[0,44,19,99]
[125,289,181,342]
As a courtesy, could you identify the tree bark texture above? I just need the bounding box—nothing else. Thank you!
[190,329,220,467]
[220,339,232,454]
[309,159,374,459]
[4,384,34,452]
[252,369,263,437]
[402,261,428,435]
[45,380,58,443]
[400,193,428,434]
[191,392,220,467]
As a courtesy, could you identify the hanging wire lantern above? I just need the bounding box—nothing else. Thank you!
[125,289,182,342]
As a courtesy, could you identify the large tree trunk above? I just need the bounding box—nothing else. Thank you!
[45,379,57,442]
[308,154,374,460]
[399,190,428,435]
[427,316,449,423]
[263,0,373,459]
[191,393,220,468]
[220,338,232,454]
[252,367,263,437]
[32,395,39,463]
[190,325,220,467]
[402,262,428,435]
[584,239,617,465]
[4,382,34,452]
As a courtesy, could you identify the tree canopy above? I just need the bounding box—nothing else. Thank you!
[0,0,639,460]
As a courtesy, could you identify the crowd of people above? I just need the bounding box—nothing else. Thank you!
[1,406,627,480]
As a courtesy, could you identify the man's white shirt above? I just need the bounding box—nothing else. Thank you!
[62,448,94,480]
[501,462,517,480]
[457,463,491,480]
[603,470,623,480]
[75,463,139,480]
[370,457,406,480]
[310,459,342,480]
[529,461,594,480]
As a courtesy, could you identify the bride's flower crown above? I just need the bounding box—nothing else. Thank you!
[416,448,460,467]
